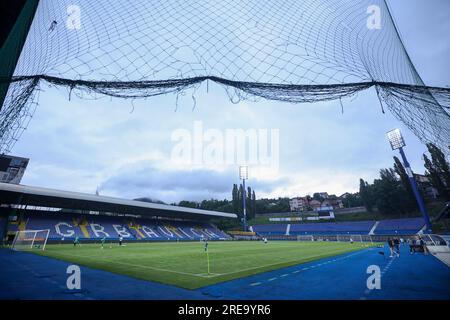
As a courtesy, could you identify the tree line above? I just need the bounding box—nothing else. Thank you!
[359,143,450,216]
[177,183,292,228]
[177,184,256,220]
[177,143,449,223]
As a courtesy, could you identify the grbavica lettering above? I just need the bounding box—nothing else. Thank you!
[178,304,213,318]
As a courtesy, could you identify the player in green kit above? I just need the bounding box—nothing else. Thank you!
[73,236,80,247]
[101,237,106,249]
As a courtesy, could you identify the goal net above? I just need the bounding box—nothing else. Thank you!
[336,234,363,243]
[297,235,314,242]
[1,0,449,154]
[12,229,50,251]
[361,235,374,243]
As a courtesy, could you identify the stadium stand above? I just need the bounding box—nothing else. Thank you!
[252,218,426,237]
[0,183,236,244]
[372,217,426,235]
[4,210,231,242]
[252,224,288,236]
[289,221,375,235]
[227,231,259,240]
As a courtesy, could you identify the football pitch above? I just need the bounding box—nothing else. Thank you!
[34,241,375,289]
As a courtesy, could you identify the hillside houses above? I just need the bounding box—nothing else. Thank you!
[289,194,344,212]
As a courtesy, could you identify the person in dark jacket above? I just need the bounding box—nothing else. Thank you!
[387,238,394,258]
[393,238,400,257]
[408,237,415,254]
[419,236,428,255]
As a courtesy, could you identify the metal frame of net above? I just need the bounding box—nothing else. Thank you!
[0,0,449,154]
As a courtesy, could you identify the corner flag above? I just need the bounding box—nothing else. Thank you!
[204,240,210,275]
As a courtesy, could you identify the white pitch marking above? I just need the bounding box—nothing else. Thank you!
[217,248,359,277]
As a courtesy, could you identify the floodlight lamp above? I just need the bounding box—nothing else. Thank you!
[239,166,248,180]
[387,128,405,150]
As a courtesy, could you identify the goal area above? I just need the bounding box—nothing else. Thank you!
[12,229,50,251]
[297,235,314,242]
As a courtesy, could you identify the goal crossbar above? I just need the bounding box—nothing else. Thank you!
[296,234,373,243]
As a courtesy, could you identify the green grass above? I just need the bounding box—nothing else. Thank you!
[31,241,375,289]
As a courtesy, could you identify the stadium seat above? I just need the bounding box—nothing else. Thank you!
[252,224,288,236]
[5,210,231,242]
[289,221,375,235]
[372,218,425,235]
[252,218,424,237]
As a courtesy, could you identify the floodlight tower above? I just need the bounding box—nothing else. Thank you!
[386,129,432,232]
[239,166,248,231]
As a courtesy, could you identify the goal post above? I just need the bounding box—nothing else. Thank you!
[297,235,314,242]
[12,229,50,251]
[295,234,373,243]
[361,235,374,244]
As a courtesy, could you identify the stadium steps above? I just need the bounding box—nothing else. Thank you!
[369,221,379,235]
[18,218,28,231]
[164,224,184,238]
[417,224,428,235]
[7,215,28,231]
[128,223,144,239]
[19,221,27,231]
[178,227,194,239]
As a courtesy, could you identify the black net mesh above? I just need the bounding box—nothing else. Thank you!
[1,0,449,153]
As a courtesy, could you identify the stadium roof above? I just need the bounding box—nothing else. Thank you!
[0,182,237,220]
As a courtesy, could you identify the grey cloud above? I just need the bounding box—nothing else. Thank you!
[99,164,289,203]
[14,0,449,200]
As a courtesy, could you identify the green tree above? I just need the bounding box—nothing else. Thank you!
[246,186,252,219]
[424,154,447,199]
[252,190,256,218]
[424,143,450,200]
[373,168,411,216]
[393,156,416,209]
[312,193,324,202]
[341,193,363,208]
[359,178,375,212]
[238,184,244,218]
[178,200,199,208]
[232,184,239,214]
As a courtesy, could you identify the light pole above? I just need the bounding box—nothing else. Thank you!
[386,129,432,232]
[239,166,248,231]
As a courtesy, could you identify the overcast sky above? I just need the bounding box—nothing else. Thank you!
[11,0,450,203]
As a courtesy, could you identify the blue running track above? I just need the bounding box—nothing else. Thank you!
[0,245,449,300]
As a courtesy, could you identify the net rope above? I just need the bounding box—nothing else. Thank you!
[1,0,449,154]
